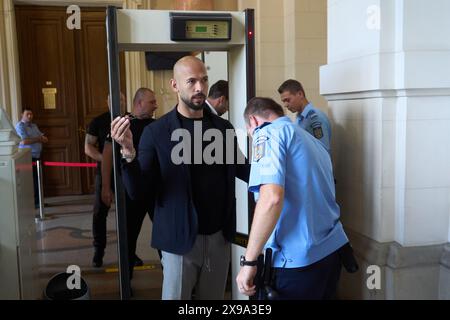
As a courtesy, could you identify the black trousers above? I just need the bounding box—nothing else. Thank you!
[93,171,158,276]
[32,157,40,207]
[271,248,342,300]
[125,193,153,278]
[92,173,111,250]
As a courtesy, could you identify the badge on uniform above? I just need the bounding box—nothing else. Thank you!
[253,135,268,162]
[313,126,323,139]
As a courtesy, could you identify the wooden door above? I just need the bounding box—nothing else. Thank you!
[16,6,126,196]
[16,6,82,196]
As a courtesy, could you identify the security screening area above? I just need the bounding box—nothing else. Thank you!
[0,0,449,304]
[0,5,259,300]
[106,7,256,299]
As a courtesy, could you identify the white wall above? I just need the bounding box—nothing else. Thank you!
[322,0,450,247]
[330,97,396,242]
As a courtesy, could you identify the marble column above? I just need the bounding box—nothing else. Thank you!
[0,0,22,123]
[321,0,450,299]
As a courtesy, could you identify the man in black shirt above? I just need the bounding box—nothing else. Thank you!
[177,111,228,235]
[102,88,158,277]
[110,56,250,299]
[85,93,125,268]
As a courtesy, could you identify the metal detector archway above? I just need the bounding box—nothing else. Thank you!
[106,7,255,300]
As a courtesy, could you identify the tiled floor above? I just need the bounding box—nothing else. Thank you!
[36,195,163,300]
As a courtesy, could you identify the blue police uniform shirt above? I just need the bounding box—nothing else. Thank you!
[297,103,331,154]
[249,116,348,268]
[15,120,43,158]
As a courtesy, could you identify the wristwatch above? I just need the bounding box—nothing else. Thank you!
[240,255,258,267]
[120,148,136,163]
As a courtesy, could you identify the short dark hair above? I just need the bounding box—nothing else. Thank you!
[244,97,285,124]
[208,80,228,100]
[133,87,153,106]
[278,79,305,96]
[22,107,32,114]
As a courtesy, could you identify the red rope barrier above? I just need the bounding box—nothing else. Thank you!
[32,161,97,168]
[44,161,97,168]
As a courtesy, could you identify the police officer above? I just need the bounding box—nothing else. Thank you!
[15,108,49,208]
[236,97,349,300]
[278,79,331,154]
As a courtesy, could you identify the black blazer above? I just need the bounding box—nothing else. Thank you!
[122,106,250,255]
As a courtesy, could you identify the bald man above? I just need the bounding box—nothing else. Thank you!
[101,88,158,278]
[110,56,249,300]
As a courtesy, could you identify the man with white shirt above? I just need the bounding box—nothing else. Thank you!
[206,80,229,117]
[15,108,48,208]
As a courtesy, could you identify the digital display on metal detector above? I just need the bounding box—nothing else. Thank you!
[186,21,229,39]
[170,12,232,41]
[195,26,207,33]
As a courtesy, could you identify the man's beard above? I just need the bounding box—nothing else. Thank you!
[181,93,206,111]
[138,114,151,119]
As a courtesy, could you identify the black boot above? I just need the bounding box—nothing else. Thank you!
[92,248,104,268]
[134,254,144,267]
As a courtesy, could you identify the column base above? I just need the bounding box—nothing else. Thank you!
[338,229,450,300]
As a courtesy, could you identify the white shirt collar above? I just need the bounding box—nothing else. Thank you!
[205,100,218,115]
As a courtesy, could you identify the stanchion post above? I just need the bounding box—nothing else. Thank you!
[36,160,45,220]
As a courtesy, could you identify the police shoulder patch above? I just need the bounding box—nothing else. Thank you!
[253,135,268,162]
[313,126,323,139]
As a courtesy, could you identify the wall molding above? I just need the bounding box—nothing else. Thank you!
[320,51,450,97]
[322,88,450,102]
[347,227,448,269]
[441,245,450,269]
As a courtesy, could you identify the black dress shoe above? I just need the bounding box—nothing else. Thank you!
[134,254,144,267]
[93,248,104,268]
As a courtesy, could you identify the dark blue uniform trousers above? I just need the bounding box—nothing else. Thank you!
[272,249,342,300]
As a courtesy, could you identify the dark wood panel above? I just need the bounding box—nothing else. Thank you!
[32,21,66,116]
[42,146,73,194]
[37,124,71,140]
[82,23,110,117]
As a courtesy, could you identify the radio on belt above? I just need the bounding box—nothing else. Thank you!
[170,12,232,41]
